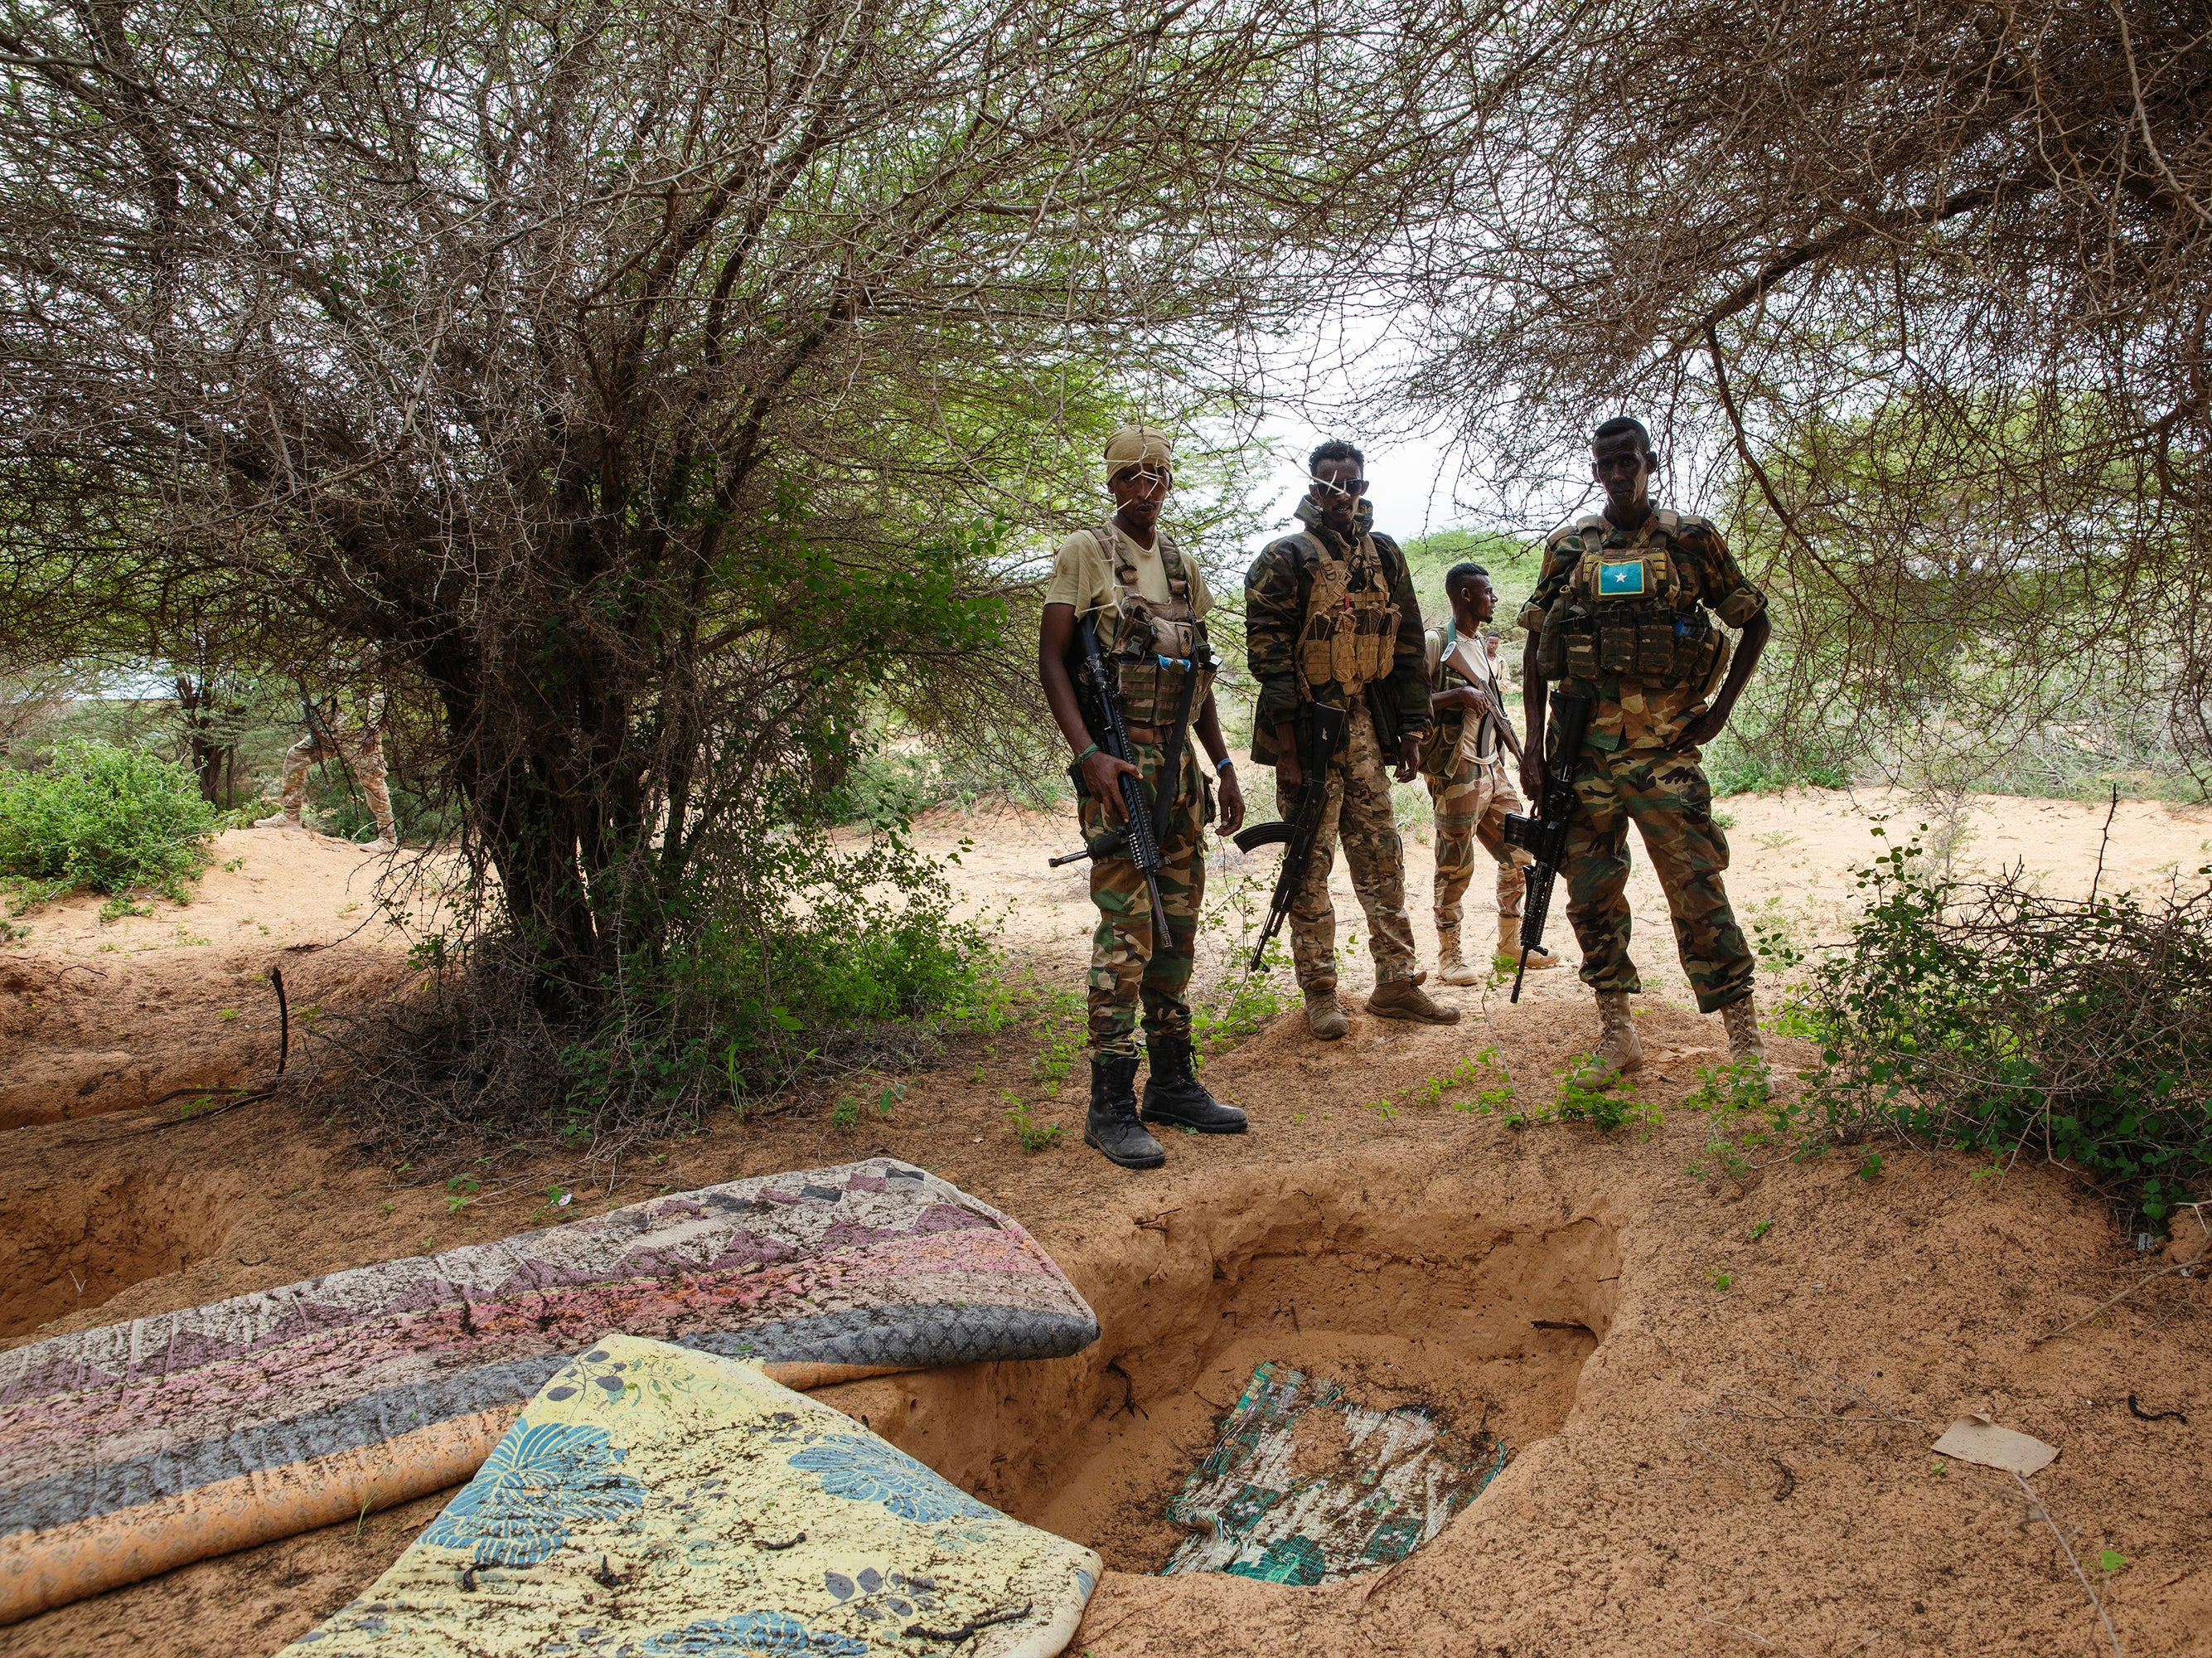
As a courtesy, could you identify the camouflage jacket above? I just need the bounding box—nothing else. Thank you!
[1243,496,1430,767]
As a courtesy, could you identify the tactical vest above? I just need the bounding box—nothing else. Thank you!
[1535,508,1727,692]
[1091,522,1214,727]
[1420,623,1502,779]
[1295,529,1399,700]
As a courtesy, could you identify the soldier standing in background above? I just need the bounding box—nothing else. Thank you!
[254,666,397,852]
[1039,426,1249,1171]
[1245,440,1459,1040]
[1517,416,1771,1073]
[1421,562,1561,985]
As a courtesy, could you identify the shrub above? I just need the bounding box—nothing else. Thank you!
[0,739,219,907]
[334,827,1007,1157]
[1803,831,2212,1221]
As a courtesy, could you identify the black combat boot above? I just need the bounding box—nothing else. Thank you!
[1140,1034,1248,1133]
[1085,1053,1164,1170]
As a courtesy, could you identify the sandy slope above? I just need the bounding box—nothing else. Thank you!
[1,794,2208,1657]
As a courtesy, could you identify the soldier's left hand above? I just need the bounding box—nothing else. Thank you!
[1394,735,1421,783]
[1670,710,1724,750]
[1214,768,1246,837]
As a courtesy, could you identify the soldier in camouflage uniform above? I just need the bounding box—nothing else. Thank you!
[1421,561,1561,985]
[1517,417,1772,1073]
[1245,440,1459,1040]
[254,669,397,853]
[1040,426,1249,1169]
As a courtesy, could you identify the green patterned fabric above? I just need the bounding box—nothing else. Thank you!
[278,1336,1100,1658]
[1161,1361,1507,1586]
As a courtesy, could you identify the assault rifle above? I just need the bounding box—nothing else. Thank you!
[1047,614,1176,941]
[1499,691,1591,1003]
[1231,701,1349,973]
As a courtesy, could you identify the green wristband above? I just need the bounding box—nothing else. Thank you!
[1074,743,1100,764]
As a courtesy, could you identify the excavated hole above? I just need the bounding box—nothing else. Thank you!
[0,1172,238,1339]
[824,1178,1619,1574]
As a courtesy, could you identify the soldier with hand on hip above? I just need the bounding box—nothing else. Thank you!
[1517,416,1772,1074]
[1244,440,1459,1040]
[1420,561,1562,986]
[1038,426,1248,1171]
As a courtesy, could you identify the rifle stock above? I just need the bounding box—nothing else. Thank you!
[1236,702,1349,973]
[1499,691,1591,1002]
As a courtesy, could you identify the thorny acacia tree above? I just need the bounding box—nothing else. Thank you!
[1408,0,2212,775]
[0,0,1491,1035]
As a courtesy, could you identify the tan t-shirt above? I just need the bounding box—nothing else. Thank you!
[1043,523,1212,620]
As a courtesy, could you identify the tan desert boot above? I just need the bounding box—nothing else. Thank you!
[1495,914,1562,972]
[1304,988,1349,1041]
[1588,989,1643,1075]
[1435,927,1482,987]
[1366,975,1462,1025]
[1721,994,1767,1064]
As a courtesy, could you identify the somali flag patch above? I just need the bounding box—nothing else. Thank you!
[1598,560,1646,596]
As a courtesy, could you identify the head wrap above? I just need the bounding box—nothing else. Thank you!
[1102,425,1173,476]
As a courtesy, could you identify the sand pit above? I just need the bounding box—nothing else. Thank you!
[0,1171,240,1337]
[820,1166,1614,1579]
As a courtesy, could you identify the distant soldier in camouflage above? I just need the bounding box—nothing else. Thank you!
[254,667,397,853]
[1517,416,1771,1072]
[1040,426,1249,1170]
[1246,440,1459,1039]
[1421,561,1561,984]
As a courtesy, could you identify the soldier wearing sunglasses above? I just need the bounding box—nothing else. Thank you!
[1243,440,1459,1039]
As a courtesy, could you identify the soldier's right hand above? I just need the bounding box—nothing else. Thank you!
[1276,750,1303,793]
[1082,750,1142,822]
[1519,752,1544,802]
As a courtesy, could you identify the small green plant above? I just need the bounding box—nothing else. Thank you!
[217,1007,240,1021]
[1929,1459,1947,1476]
[1856,1148,1884,1181]
[1749,1218,1772,1242]
[1707,1267,1733,1291]
[830,1094,860,1130]
[2098,1549,2126,1573]
[1001,1089,1062,1152]
[1193,949,1299,1054]
[1551,1065,1655,1133]
[1024,985,1087,1089]
[875,1080,904,1119]
[444,1176,479,1214]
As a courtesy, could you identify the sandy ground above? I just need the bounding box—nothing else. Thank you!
[2,796,2210,1656]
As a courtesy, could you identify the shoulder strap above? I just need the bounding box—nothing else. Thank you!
[1155,531,1192,604]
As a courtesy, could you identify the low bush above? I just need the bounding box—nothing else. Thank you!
[1803,830,2212,1222]
[0,739,219,907]
[333,827,1006,1157]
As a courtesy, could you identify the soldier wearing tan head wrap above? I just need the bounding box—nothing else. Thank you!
[1038,426,1249,1171]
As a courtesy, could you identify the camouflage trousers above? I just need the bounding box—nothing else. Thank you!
[1274,700,1416,992]
[278,726,394,840]
[1427,754,1534,931]
[1082,739,1208,1059]
[1559,743,1753,1014]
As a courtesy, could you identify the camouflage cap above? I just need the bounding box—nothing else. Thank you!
[1103,425,1173,476]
